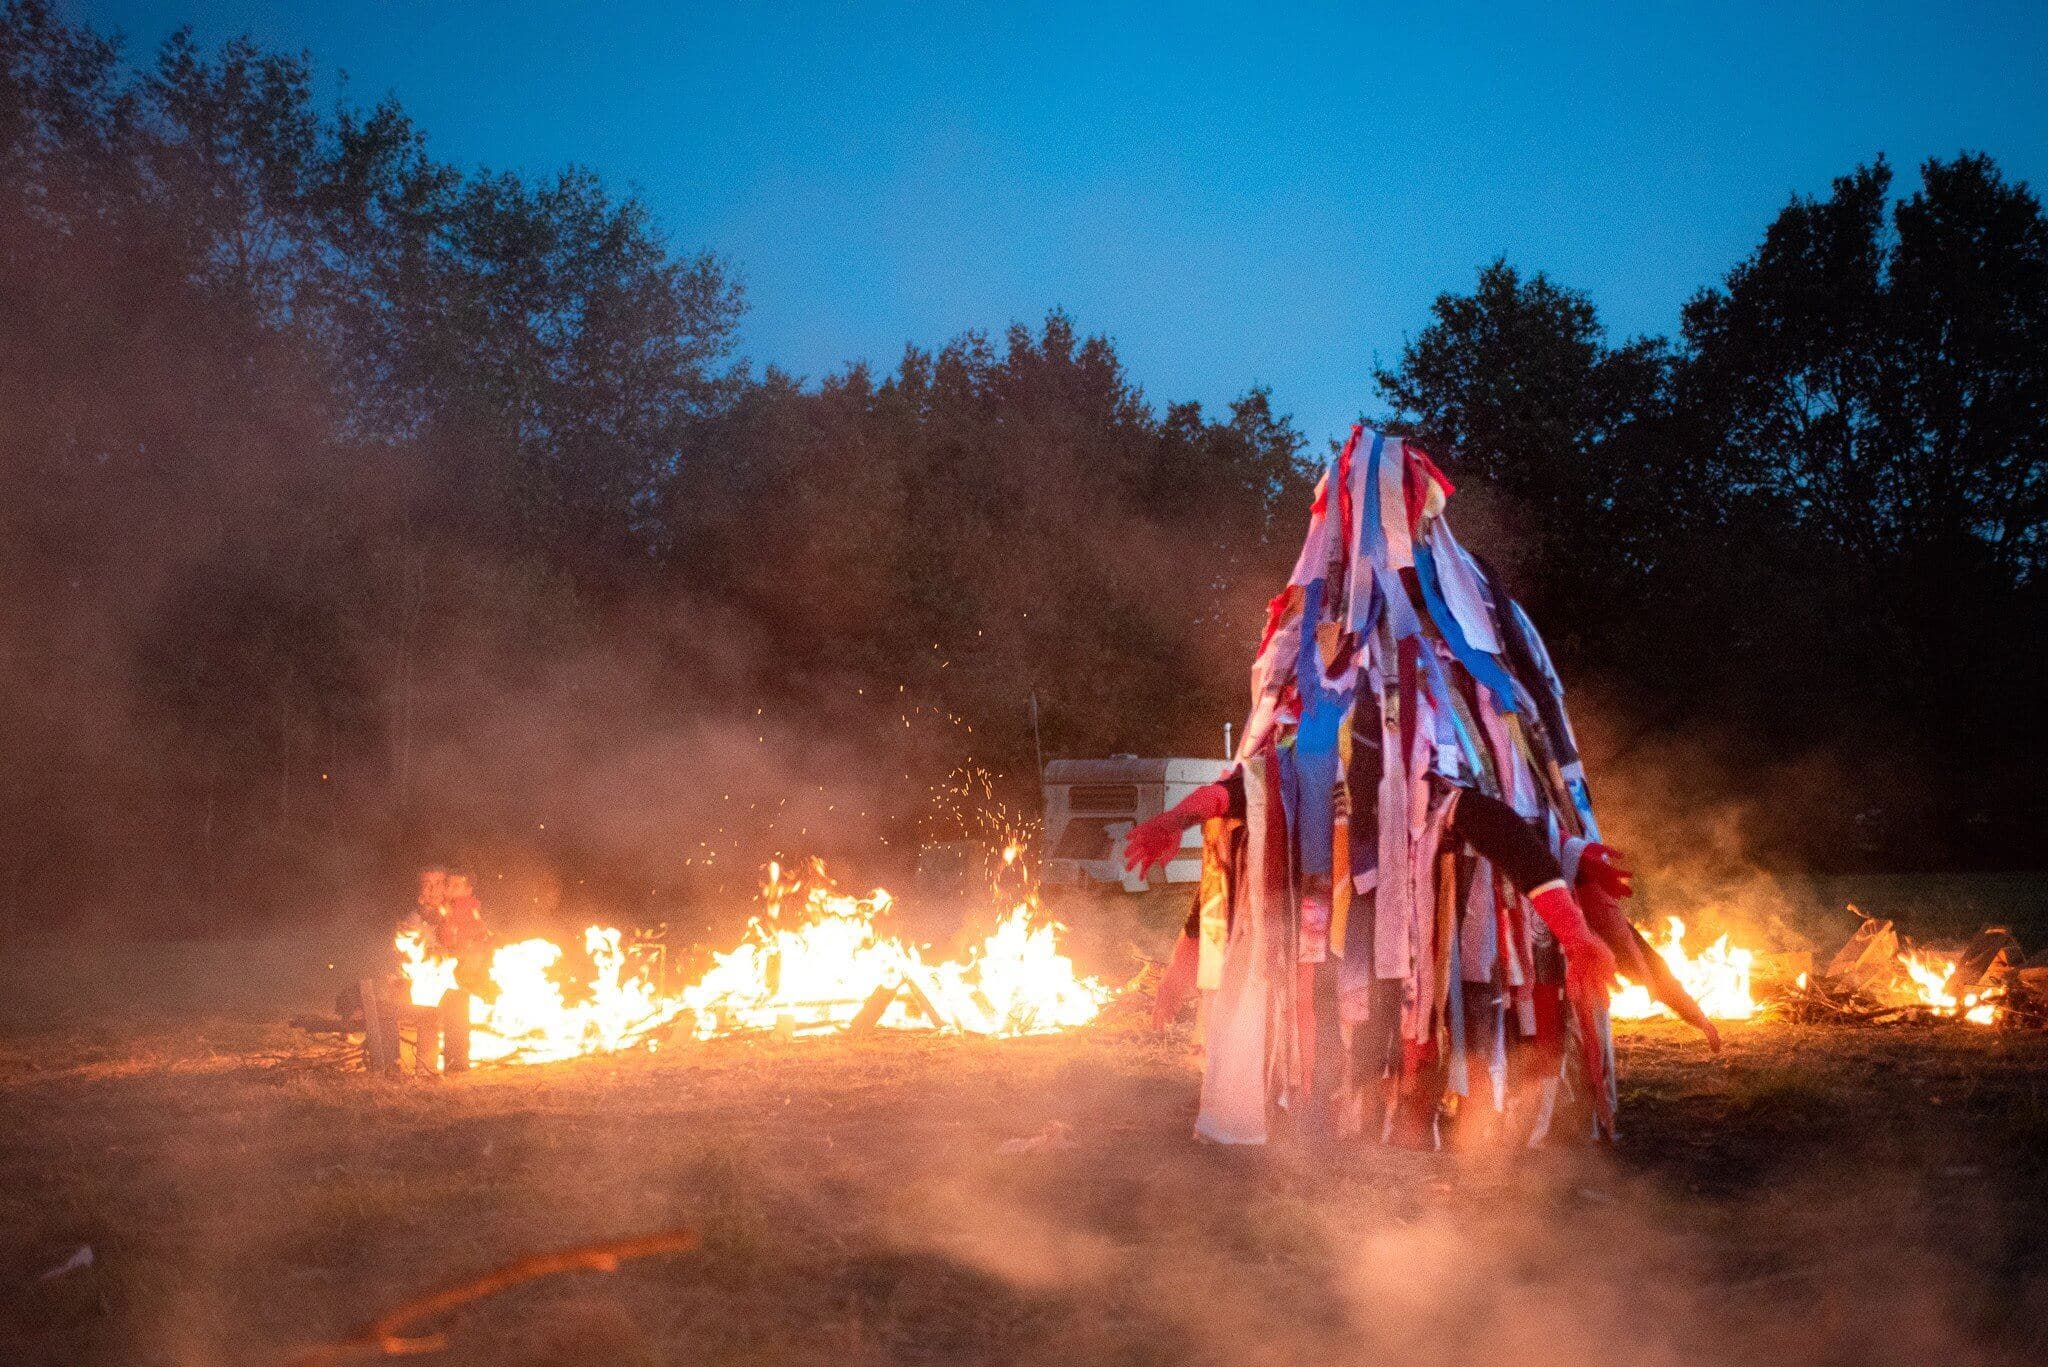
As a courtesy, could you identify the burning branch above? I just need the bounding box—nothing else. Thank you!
[283,1229,699,1365]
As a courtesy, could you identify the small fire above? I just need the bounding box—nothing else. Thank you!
[395,860,1110,1065]
[1898,948,2001,1026]
[677,871,1105,1037]
[1604,911,2007,1029]
[1610,916,1759,1021]
[458,927,686,1064]
[395,929,459,1008]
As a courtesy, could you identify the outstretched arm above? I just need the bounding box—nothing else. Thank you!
[1448,793,1618,990]
[1453,791,1718,1050]
[1447,790,1622,1121]
[1572,842,1721,1051]
[1122,776,1238,876]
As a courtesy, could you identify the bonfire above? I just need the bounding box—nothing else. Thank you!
[1608,907,2043,1030]
[350,837,2045,1075]
[379,856,1112,1069]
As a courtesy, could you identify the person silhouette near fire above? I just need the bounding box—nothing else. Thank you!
[394,866,490,1072]
[404,867,489,960]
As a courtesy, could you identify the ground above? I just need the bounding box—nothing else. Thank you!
[5,929,2048,1367]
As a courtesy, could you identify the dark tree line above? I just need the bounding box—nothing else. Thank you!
[2,3,2040,929]
[0,4,1307,927]
[1379,157,2046,870]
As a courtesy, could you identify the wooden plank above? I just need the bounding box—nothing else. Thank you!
[895,973,951,1030]
[847,983,901,1034]
[413,1014,441,1075]
[441,991,471,1073]
[361,978,398,1074]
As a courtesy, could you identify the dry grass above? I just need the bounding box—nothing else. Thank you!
[4,935,2048,1367]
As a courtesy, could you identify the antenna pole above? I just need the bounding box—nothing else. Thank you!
[1029,692,1047,805]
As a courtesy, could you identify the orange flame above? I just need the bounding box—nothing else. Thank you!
[1599,914,2005,1028]
[1609,916,1758,1021]
[396,860,1109,1065]
[394,929,459,1008]
[1897,948,2001,1026]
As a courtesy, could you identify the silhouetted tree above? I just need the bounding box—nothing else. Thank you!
[1680,155,2048,856]
[1374,260,1672,662]
[3,0,2043,925]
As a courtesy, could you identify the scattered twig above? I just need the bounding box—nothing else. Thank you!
[1718,1262,1824,1294]
[1764,968,2048,1032]
[1000,1119,1077,1154]
[255,1041,363,1074]
[283,1228,698,1366]
[36,1245,93,1282]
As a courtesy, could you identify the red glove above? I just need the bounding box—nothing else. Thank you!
[1530,883,1619,998]
[1577,843,1634,901]
[1122,815,1185,876]
[1573,845,1648,980]
[1573,847,1722,1052]
[1122,781,1232,877]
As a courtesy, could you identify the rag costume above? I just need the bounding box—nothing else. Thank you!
[1130,427,1712,1147]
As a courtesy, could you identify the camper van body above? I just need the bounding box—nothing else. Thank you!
[1040,756,1233,891]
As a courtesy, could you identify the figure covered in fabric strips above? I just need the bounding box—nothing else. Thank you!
[1127,426,1718,1148]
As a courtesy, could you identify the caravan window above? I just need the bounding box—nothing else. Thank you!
[1067,784,1137,814]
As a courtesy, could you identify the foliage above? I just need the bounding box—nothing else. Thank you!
[1,1,2042,924]
[1377,159,2048,866]
[0,3,1309,924]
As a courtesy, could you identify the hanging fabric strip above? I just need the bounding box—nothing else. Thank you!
[1418,645,1498,797]
[1430,520,1503,654]
[1460,856,1500,985]
[1413,535,1521,710]
[1325,428,1361,626]
[1373,625,1413,981]
[1347,433,1385,636]
[1196,753,1283,1144]
[1384,436,1417,569]
[1195,817,1237,991]
[1403,790,1458,1042]
[1330,701,1354,959]
[1377,436,1415,571]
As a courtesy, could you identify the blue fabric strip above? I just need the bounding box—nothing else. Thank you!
[1418,646,1492,789]
[1414,539,1519,710]
[1358,432,1387,564]
[1286,580,1345,877]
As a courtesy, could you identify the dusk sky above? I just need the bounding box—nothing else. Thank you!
[80,0,2048,450]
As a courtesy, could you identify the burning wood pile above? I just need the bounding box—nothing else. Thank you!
[1772,912,2046,1029]
[353,855,1112,1072]
[1607,907,2048,1031]
[330,851,2045,1076]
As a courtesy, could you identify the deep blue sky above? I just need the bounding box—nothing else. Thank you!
[78,1,2048,450]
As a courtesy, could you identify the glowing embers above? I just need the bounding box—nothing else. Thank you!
[394,860,1111,1066]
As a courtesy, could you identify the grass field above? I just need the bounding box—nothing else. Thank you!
[6,909,2048,1367]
